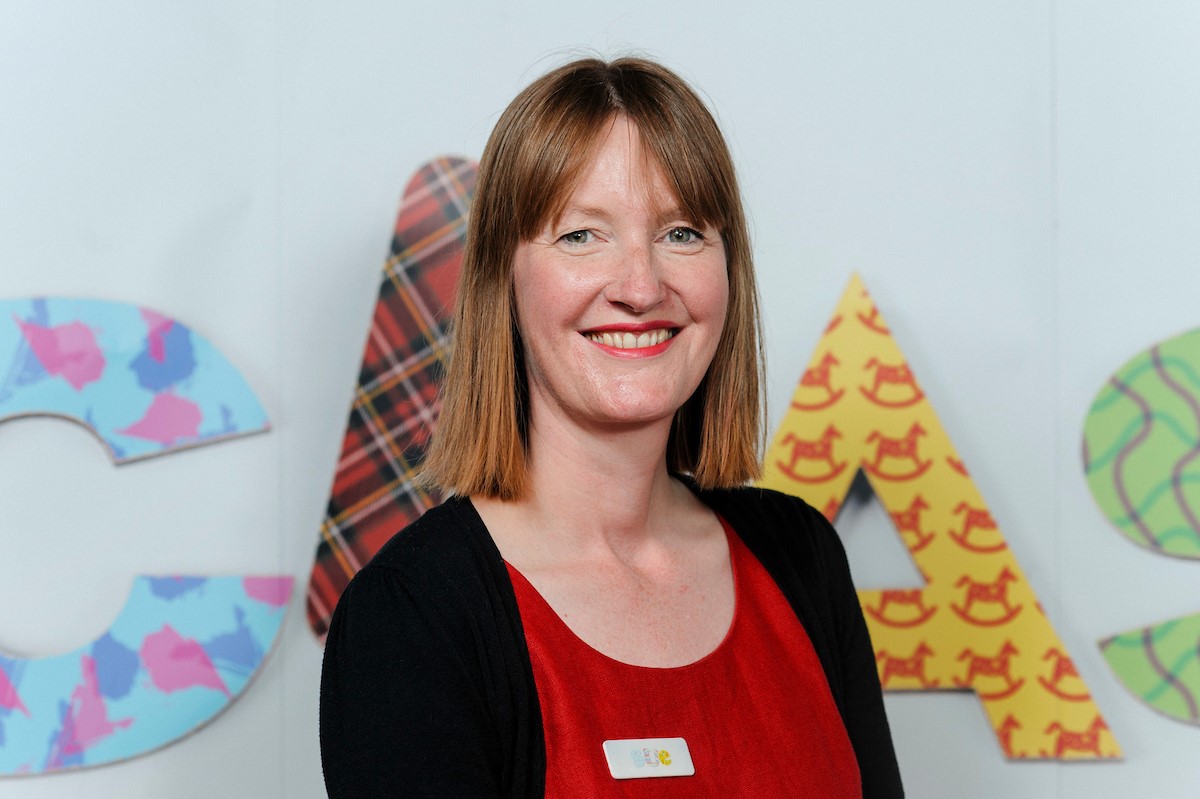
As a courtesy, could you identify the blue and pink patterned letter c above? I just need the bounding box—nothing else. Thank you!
[0,298,291,776]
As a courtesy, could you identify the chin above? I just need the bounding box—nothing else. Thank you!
[588,397,682,428]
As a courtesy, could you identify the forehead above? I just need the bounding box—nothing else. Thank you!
[549,116,682,224]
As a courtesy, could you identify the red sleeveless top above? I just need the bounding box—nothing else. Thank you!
[506,518,862,797]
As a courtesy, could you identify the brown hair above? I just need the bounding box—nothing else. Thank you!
[421,56,764,499]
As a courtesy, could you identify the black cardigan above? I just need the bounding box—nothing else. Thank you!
[320,485,904,797]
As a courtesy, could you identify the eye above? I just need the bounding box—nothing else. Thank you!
[665,226,704,244]
[558,229,594,246]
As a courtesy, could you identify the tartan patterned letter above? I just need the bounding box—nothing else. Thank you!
[306,158,476,640]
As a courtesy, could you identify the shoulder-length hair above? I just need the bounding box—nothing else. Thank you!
[421,56,764,499]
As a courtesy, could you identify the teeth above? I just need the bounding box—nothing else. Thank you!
[586,329,676,349]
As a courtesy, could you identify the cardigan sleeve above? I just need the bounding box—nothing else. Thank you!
[319,561,503,798]
[803,500,905,799]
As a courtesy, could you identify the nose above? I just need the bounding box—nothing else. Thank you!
[603,242,666,313]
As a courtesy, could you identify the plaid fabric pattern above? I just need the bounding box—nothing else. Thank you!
[306,157,477,640]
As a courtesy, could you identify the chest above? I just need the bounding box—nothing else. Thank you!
[507,529,862,799]
[520,556,735,668]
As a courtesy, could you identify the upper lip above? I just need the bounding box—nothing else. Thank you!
[580,321,679,334]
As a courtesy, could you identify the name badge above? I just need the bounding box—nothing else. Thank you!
[602,737,695,780]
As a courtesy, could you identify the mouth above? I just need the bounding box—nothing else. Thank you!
[583,328,677,350]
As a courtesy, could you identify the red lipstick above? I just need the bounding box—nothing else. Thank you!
[580,320,679,334]
[581,323,679,358]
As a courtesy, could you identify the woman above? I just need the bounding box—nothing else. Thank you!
[320,57,903,798]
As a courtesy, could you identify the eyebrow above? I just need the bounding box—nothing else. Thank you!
[556,206,612,223]
[655,207,694,226]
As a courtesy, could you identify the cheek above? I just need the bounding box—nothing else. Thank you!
[695,266,731,332]
[691,269,730,370]
[511,274,559,349]
[686,244,731,321]
[714,277,731,324]
[511,264,537,327]
[510,244,556,329]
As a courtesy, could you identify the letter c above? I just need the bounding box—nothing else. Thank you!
[0,298,290,776]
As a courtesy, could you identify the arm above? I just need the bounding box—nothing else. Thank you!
[810,501,905,799]
[319,563,503,798]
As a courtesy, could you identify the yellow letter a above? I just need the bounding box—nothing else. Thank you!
[760,275,1119,760]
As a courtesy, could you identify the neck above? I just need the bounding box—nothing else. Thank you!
[513,405,686,547]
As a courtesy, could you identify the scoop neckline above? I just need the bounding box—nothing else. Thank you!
[500,513,741,672]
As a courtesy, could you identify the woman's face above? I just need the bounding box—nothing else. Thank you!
[511,115,729,436]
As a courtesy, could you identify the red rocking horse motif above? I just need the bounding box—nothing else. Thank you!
[774,425,849,483]
[954,641,1026,700]
[951,568,1024,626]
[889,493,936,552]
[865,588,938,628]
[862,423,933,480]
[1038,648,1091,702]
[1042,717,1111,758]
[856,302,890,334]
[876,642,939,688]
[791,352,845,410]
[859,357,924,408]
[996,714,1024,758]
[947,502,1008,553]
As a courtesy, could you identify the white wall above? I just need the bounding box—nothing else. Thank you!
[1,1,1197,795]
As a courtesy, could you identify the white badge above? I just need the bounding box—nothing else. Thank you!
[602,737,695,780]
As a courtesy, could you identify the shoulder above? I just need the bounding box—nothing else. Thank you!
[692,483,858,627]
[694,484,845,563]
[331,496,509,638]
[367,495,486,570]
[696,483,814,517]
[320,498,538,797]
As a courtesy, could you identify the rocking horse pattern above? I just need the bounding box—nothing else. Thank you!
[759,274,1118,759]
